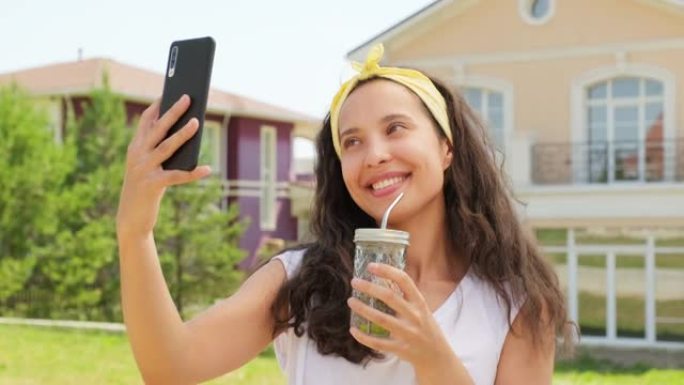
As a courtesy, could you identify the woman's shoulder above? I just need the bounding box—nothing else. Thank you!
[465,268,525,323]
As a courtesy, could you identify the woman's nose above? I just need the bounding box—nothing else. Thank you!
[363,139,391,167]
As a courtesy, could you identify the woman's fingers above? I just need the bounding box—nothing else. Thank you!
[349,326,404,354]
[367,263,428,311]
[150,117,199,165]
[125,100,160,162]
[347,297,415,340]
[163,165,213,187]
[139,99,161,133]
[145,94,192,149]
[351,277,421,325]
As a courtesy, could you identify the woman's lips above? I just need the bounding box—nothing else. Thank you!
[368,174,409,198]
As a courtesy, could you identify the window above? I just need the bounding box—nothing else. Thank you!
[260,125,277,230]
[530,0,550,18]
[34,97,63,144]
[585,77,665,183]
[519,0,555,25]
[199,120,221,174]
[462,87,505,151]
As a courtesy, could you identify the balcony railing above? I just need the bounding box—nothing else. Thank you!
[532,139,684,185]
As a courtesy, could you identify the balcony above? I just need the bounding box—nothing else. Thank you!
[531,139,684,185]
[508,138,684,228]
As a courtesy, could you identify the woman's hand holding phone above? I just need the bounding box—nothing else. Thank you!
[116,94,212,239]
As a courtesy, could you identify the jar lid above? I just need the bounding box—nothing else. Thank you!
[354,228,410,246]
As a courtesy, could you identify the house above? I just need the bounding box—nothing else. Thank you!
[0,58,319,269]
[343,0,684,349]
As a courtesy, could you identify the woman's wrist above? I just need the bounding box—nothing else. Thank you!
[116,227,154,247]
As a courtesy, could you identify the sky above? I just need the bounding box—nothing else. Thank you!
[1,0,433,118]
[1,0,436,157]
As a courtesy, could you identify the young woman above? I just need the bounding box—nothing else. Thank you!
[116,44,573,385]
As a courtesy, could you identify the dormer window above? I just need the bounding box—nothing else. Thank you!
[519,0,555,25]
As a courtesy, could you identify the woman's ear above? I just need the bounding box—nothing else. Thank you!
[442,141,453,170]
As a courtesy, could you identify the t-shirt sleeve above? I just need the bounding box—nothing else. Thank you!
[271,248,305,280]
[271,249,306,376]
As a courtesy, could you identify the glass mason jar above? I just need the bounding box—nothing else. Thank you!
[350,228,410,337]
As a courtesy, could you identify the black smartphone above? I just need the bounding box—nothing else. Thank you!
[159,36,215,171]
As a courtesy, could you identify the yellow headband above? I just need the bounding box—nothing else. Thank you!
[329,44,452,156]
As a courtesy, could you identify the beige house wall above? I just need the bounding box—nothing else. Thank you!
[382,0,684,144]
[393,0,684,60]
[440,50,684,142]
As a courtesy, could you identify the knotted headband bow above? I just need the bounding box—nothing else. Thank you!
[329,44,452,156]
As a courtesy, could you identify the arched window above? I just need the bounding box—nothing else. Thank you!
[585,77,664,182]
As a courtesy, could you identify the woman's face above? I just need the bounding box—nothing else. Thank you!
[337,79,452,225]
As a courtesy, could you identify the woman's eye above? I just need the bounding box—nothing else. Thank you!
[343,138,360,149]
[387,123,406,134]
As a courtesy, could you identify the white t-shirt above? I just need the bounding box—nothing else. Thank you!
[272,249,522,385]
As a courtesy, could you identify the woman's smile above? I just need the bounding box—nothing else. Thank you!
[367,173,411,198]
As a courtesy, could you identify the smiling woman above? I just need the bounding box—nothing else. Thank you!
[268,44,575,385]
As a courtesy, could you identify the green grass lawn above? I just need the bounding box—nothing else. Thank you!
[575,292,684,341]
[1,325,683,385]
[545,252,684,269]
[0,325,284,385]
[535,229,684,248]
[554,351,684,385]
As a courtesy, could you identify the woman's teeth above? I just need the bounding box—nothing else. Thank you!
[372,176,405,191]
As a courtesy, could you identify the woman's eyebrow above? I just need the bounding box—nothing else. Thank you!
[340,113,413,138]
[379,113,413,124]
[339,127,359,139]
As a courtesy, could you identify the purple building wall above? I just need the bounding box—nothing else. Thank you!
[226,116,298,269]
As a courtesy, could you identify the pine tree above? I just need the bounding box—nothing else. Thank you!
[156,181,247,318]
[0,85,72,311]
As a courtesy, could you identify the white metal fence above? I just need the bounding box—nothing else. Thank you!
[545,229,684,350]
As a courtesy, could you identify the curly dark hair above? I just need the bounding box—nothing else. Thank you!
[270,76,574,365]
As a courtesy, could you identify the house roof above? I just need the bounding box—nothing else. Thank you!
[0,57,318,126]
[347,0,454,61]
[347,0,684,61]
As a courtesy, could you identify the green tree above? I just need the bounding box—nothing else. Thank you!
[31,77,131,320]
[156,179,248,318]
[0,85,73,310]
[2,77,247,321]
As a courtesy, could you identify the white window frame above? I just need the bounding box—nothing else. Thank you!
[260,125,277,231]
[571,64,676,184]
[34,97,63,144]
[201,120,222,175]
[518,0,555,26]
[462,87,506,150]
[455,75,514,154]
[585,78,664,183]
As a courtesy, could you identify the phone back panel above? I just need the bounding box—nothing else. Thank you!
[159,37,215,171]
